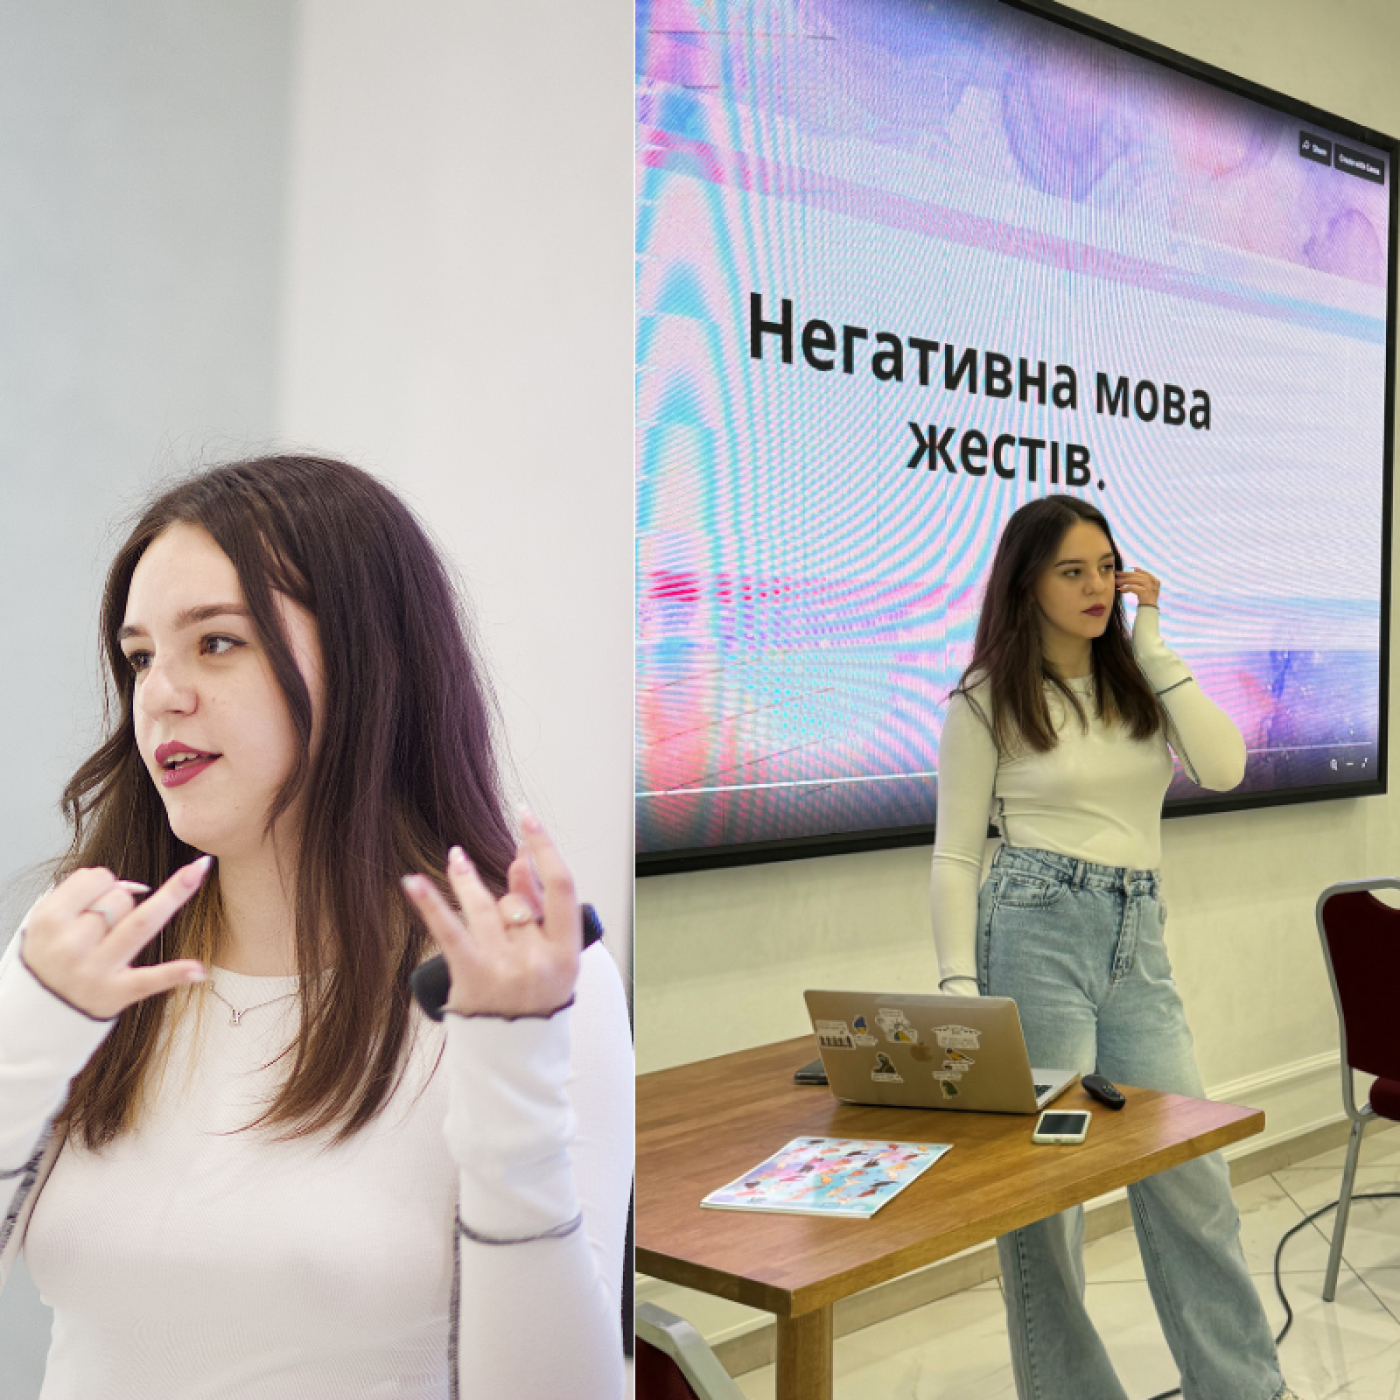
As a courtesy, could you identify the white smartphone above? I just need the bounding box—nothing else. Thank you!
[1032,1109,1092,1144]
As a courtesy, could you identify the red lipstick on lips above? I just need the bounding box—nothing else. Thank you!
[1083,605,1107,617]
[154,741,221,788]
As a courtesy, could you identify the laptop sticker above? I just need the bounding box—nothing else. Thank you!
[816,1020,855,1050]
[871,1052,904,1084]
[876,1008,920,1044]
[933,1024,981,1051]
[942,1049,975,1068]
[938,1079,960,1099]
[932,1069,963,1082]
[850,1014,878,1047]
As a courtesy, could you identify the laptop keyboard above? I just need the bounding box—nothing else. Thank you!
[1033,1083,1052,1097]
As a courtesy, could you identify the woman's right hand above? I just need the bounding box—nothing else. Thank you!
[19,858,212,1021]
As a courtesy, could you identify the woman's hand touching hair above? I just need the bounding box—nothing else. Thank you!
[402,810,581,1019]
[19,859,211,1021]
[1115,567,1161,608]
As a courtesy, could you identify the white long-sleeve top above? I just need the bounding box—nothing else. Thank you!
[0,929,633,1400]
[930,607,1246,991]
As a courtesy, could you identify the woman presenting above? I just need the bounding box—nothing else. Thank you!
[931,495,1298,1400]
[0,455,632,1399]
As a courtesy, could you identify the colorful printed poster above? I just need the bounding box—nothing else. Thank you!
[701,1136,952,1219]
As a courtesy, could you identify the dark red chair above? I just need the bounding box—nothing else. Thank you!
[635,1303,746,1400]
[1315,880,1400,1301]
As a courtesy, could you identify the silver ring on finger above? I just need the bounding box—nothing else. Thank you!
[83,903,119,933]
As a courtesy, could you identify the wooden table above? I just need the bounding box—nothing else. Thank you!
[637,1035,1264,1400]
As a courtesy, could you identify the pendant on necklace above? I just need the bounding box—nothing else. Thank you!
[229,1009,245,1027]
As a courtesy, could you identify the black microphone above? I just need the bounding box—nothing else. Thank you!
[410,903,605,1023]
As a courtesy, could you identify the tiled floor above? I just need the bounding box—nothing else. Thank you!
[732,1128,1400,1399]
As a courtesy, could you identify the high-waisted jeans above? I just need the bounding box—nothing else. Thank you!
[977,846,1285,1400]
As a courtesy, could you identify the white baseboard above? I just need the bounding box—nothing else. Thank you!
[1208,1049,1343,1149]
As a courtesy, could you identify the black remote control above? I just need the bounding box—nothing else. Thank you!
[1082,1074,1126,1110]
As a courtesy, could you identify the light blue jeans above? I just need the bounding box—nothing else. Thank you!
[977,846,1284,1400]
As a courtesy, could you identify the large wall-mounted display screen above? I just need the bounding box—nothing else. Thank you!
[636,0,1395,869]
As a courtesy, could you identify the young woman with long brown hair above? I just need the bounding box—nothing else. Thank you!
[0,456,632,1399]
[931,495,1300,1400]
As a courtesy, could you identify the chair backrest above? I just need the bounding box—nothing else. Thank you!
[636,1338,704,1400]
[1316,881,1400,1095]
[635,1303,746,1400]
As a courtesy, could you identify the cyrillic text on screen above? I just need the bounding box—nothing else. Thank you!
[904,425,1092,485]
[747,292,1214,491]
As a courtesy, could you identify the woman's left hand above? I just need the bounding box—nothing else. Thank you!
[1115,566,1161,608]
[402,810,581,1018]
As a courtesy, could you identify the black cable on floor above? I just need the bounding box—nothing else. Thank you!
[1144,1190,1400,1400]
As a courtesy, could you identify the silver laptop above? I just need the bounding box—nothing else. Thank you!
[803,990,1078,1114]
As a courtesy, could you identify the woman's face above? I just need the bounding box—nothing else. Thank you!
[1032,519,1117,652]
[120,522,324,863]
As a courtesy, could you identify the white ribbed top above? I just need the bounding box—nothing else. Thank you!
[0,939,633,1399]
[930,607,1246,991]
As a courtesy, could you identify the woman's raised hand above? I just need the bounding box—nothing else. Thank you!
[19,858,211,1020]
[403,811,581,1019]
[1115,566,1161,607]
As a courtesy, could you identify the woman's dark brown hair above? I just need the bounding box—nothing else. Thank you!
[56,455,517,1148]
[955,494,1165,753]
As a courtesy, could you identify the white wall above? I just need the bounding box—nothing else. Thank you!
[636,0,1400,1135]
[279,0,634,985]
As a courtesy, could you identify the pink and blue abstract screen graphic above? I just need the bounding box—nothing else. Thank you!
[636,0,1391,857]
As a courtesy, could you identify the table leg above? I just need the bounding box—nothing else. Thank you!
[775,1306,833,1400]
